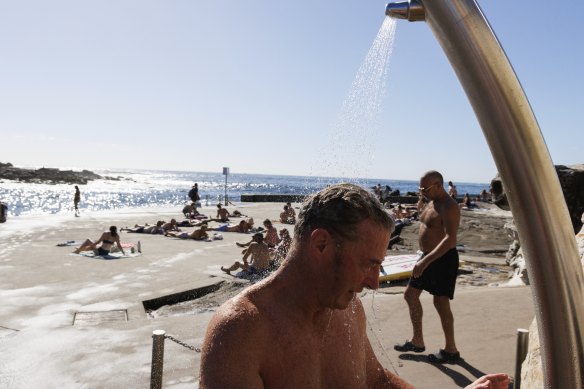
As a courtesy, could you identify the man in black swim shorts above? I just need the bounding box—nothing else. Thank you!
[393,171,462,364]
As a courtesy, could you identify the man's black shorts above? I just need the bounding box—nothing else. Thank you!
[408,248,459,299]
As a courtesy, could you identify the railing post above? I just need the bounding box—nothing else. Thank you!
[150,330,166,389]
[514,328,529,389]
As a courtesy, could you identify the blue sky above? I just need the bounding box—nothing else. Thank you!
[1,0,582,183]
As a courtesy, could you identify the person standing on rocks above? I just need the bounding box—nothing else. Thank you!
[73,185,81,217]
[394,170,462,364]
[448,180,458,199]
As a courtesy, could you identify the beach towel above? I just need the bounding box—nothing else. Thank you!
[72,251,142,260]
[57,241,137,248]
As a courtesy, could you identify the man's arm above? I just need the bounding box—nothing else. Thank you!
[365,338,414,389]
[352,299,414,389]
[199,300,264,388]
[242,243,256,264]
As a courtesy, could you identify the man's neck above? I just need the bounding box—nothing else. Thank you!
[273,252,333,324]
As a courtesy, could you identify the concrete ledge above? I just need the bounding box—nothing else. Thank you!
[241,194,307,203]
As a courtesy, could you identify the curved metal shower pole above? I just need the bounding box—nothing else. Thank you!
[386,1,584,387]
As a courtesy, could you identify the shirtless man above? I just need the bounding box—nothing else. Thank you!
[221,233,270,275]
[200,183,507,389]
[207,204,231,223]
[236,219,279,248]
[394,171,462,364]
[279,205,295,224]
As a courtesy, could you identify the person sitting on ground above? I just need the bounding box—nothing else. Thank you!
[461,193,475,209]
[207,204,231,222]
[236,219,279,248]
[165,224,209,240]
[286,201,296,217]
[199,183,509,389]
[182,202,200,219]
[270,228,292,268]
[209,218,254,233]
[480,188,489,202]
[280,205,295,224]
[121,221,165,234]
[221,233,270,276]
[74,226,126,256]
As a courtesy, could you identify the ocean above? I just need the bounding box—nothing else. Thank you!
[0,168,489,217]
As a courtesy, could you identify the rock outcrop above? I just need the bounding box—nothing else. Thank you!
[491,164,584,233]
[0,162,120,185]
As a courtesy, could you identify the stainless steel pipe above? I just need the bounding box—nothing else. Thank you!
[514,329,529,389]
[386,1,584,387]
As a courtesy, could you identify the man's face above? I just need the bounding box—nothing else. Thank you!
[419,178,437,202]
[328,220,389,310]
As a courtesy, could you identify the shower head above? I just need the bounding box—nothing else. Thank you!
[385,0,425,22]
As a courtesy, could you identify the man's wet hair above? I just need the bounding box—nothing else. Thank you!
[295,183,394,243]
[253,232,264,242]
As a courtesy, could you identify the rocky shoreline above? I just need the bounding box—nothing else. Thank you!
[0,162,121,185]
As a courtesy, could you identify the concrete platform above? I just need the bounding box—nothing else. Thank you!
[0,202,534,388]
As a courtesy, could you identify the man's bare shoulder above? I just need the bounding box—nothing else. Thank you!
[435,194,459,213]
[200,291,269,387]
[208,292,267,337]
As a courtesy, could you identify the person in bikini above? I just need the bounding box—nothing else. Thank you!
[200,183,508,389]
[74,226,125,256]
[394,171,462,364]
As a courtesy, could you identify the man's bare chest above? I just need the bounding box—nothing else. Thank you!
[260,321,368,388]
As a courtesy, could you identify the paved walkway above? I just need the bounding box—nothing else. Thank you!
[0,204,534,388]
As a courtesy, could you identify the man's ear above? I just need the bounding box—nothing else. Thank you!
[309,228,332,256]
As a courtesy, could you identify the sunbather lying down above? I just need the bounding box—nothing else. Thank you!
[121,221,164,234]
[165,225,209,240]
[209,219,254,233]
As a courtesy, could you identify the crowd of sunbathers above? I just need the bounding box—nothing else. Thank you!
[74,201,295,280]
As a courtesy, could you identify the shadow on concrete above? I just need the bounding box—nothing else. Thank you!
[398,353,483,388]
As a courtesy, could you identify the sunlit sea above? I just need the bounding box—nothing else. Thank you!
[0,168,489,217]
